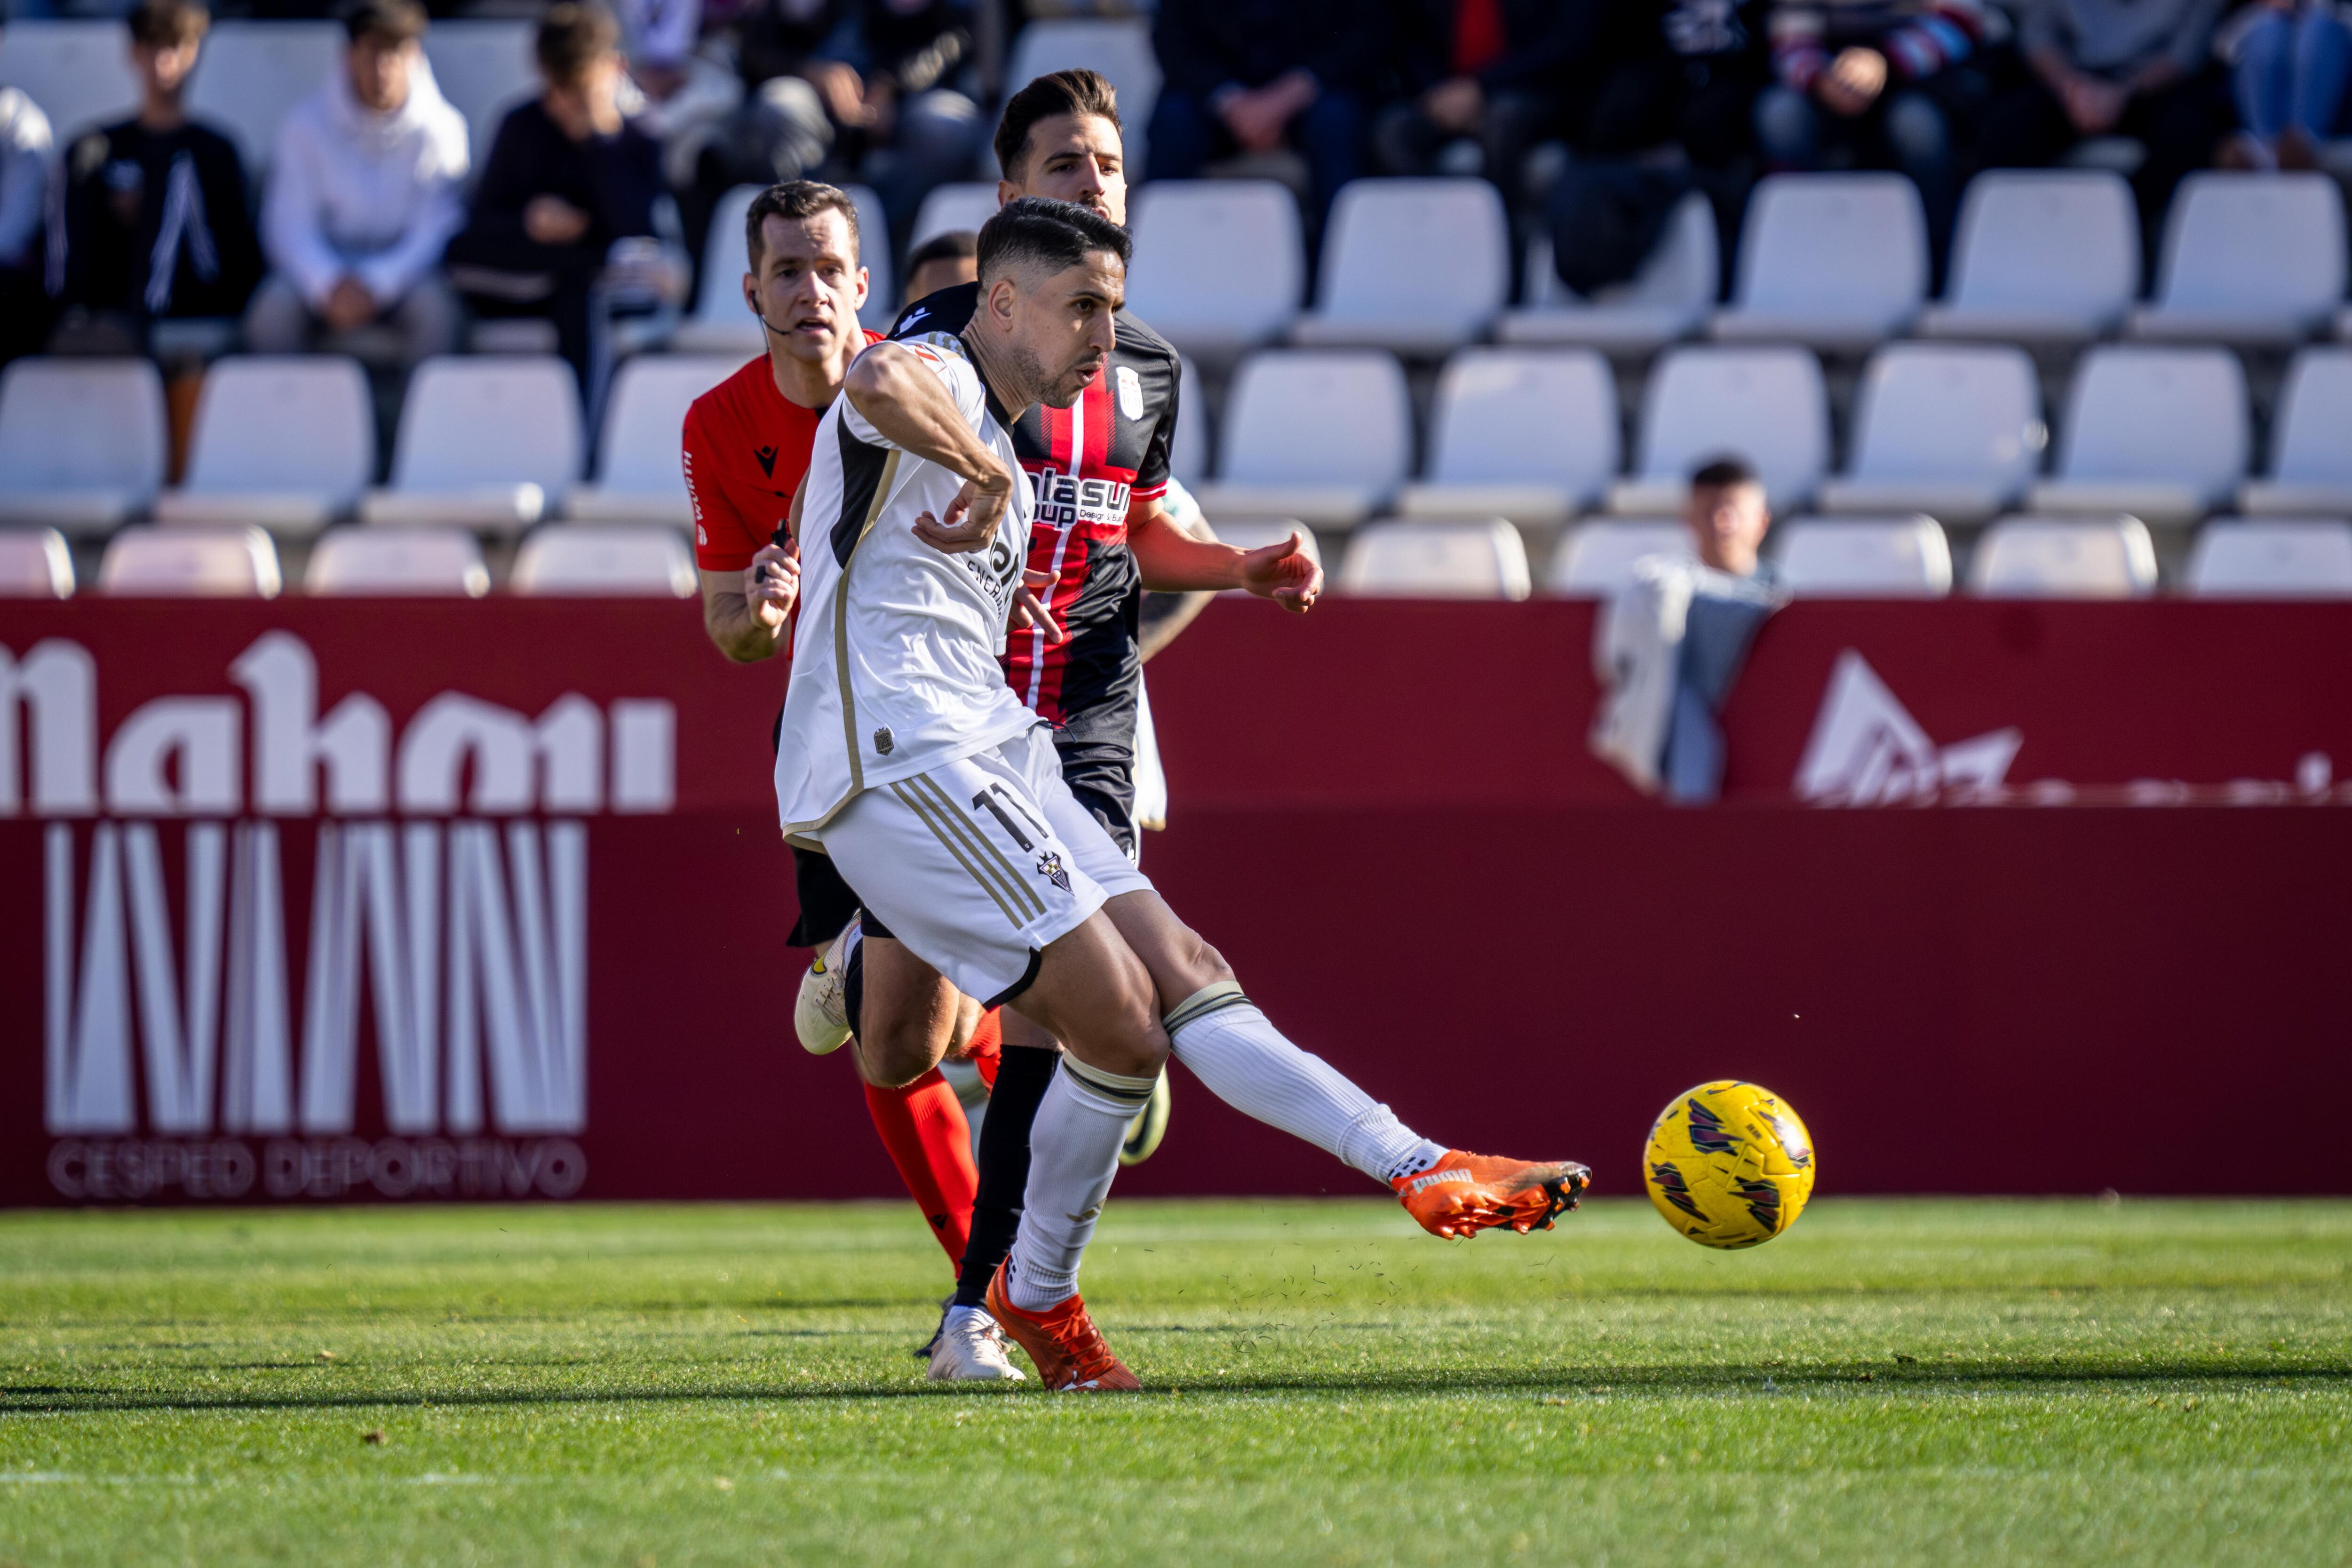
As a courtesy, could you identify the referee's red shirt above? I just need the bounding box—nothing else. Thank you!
[682,337,881,573]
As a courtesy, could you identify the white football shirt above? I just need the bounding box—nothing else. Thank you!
[775,332,1043,836]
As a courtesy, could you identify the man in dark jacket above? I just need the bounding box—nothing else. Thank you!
[55,0,262,349]
[1145,0,1382,234]
[445,1,673,401]
[1374,0,1588,199]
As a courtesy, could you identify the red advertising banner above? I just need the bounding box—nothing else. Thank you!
[3,597,2348,1208]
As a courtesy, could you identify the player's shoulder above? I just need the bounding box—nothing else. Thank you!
[890,281,979,340]
[685,354,774,430]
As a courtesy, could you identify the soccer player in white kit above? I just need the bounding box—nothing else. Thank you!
[778,198,1590,1390]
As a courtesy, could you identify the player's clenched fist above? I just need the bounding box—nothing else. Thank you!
[745,541,801,628]
[1237,530,1322,613]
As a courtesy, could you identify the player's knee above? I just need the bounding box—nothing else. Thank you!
[1093,955,1169,1080]
[858,1005,948,1088]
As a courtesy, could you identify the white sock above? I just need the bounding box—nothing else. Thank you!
[1005,1057,1155,1313]
[1164,983,1448,1187]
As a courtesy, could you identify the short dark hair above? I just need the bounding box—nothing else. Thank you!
[1690,454,1761,490]
[977,196,1131,287]
[906,229,977,274]
[341,0,425,47]
[128,0,208,49]
[535,2,619,85]
[993,69,1121,182]
[744,180,861,273]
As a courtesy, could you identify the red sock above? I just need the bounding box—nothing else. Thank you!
[965,1007,1002,1090]
[864,1070,977,1269]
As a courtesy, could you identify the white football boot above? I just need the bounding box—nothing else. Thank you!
[926,1304,1026,1382]
[793,919,860,1055]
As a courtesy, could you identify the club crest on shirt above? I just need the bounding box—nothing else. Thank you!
[1115,364,1144,420]
[1036,851,1071,892]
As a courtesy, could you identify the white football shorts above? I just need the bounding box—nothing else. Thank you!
[816,724,1154,1006]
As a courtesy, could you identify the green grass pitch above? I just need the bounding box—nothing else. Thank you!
[4,1197,2351,1566]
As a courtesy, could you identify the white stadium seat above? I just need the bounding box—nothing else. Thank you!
[911,181,1000,248]
[99,524,282,597]
[1003,18,1160,167]
[0,358,167,533]
[2240,348,2352,517]
[1774,516,1953,597]
[188,21,342,171]
[424,20,536,169]
[0,529,75,598]
[304,525,490,596]
[1608,346,1828,515]
[2129,174,2347,345]
[569,355,743,524]
[156,356,373,534]
[1337,518,1531,600]
[1711,174,1927,350]
[2028,347,2247,526]
[675,183,893,350]
[1124,181,1303,356]
[1397,348,1618,525]
[1168,355,1207,485]
[362,356,581,532]
[2187,519,2352,597]
[1190,350,1411,528]
[1290,179,1510,354]
[1917,171,2138,343]
[0,20,138,140]
[1545,518,1695,597]
[1502,192,1718,355]
[512,524,697,596]
[1816,344,2043,525]
[1969,516,2157,598]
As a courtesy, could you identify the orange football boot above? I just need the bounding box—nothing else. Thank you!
[984,1262,1141,1392]
[1394,1152,1592,1239]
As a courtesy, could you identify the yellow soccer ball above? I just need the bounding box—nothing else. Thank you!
[1643,1081,1816,1249]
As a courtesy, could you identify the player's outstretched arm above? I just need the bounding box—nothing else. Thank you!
[1131,510,1320,613]
[843,342,1015,553]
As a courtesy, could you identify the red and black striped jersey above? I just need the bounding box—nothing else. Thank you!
[889,282,1180,749]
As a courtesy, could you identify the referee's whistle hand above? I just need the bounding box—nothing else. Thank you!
[745,543,800,628]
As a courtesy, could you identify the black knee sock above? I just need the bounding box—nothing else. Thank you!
[841,937,864,1041]
[954,1043,1058,1307]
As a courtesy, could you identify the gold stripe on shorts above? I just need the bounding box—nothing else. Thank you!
[890,780,1042,930]
[905,772,1047,923]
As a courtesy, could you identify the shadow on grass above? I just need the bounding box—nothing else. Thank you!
[8,1360,2352,1415]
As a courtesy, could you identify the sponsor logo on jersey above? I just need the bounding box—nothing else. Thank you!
[1115,365,1144,421]
[1030,465,1132,530]
[754,445,778,478]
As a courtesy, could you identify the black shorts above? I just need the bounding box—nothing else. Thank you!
[1054,737,1137,860]
[787,845,894,948]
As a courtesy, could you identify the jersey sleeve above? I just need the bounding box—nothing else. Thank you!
[683,395,764,573]
[839,336,988,448]
[1131,354,1178,503]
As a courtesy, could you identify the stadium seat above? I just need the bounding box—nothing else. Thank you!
[2027,347,2247,526]
[1188,350,1412,528]
[1710,174,1927,350]
[155,356,373,534]
[1607,346,1829,515]
[1916,171,2138,343]
[304,525,490,596]
[1168,355,1207,485]
[2186,518,2352,597]
[423,20,536,168]
[1396,348,1618,525]
[1124,181,1303,356]
[911,182,1000,248]
[1545,518,1695,596]
[2128,174,2347,345]
[2240,348,2352,517]
[1290,179,1510,354]
[1502,192,1718,355]
[361,356,581,532]
[187,21,342,172]
[0,358,167,533]
[568,355,742,524]
[1773,516,1953,597]
[1968,516,2157,598]
[1815,344,2043,525]
[98,524,282,597]
[674,183,893,350]
[0,20,138,141]
[0,528,75,598]
[511,524,697,596]
[1337,518,1530,600]
[1003,18,1160,167]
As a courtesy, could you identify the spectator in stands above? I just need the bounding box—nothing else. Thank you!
[1372,0,1589,201]
[615,0,742,195]
[445,4,675,400]
[1977,0,2235,255]
[1753,0,1989,270]
[246,0,467,366]
[1146,0,1382,236]
[0,29,54,366]
[1684,453,1778,582]
[899,225,972,307]
[1570,0,1772,168]
[2221,0,2351,169]
[53,0,262,353]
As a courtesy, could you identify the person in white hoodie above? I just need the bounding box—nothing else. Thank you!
[244,0,467,366]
